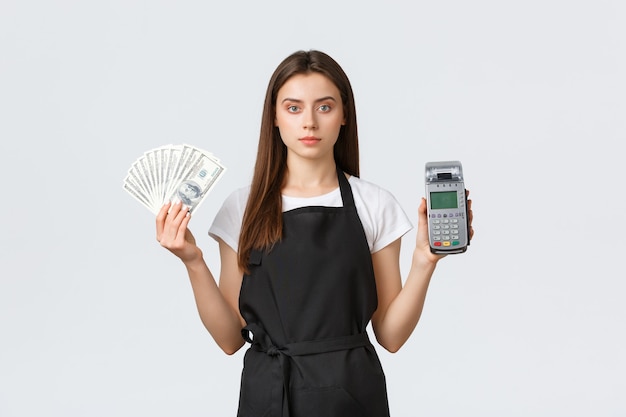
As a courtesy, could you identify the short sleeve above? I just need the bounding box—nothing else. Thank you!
[369,187,413,253]
[208,186,249,253]
[348,177,413,253]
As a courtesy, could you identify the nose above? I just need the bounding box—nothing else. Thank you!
[303,108,317,130]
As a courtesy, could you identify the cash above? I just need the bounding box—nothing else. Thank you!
[123,144,226,214]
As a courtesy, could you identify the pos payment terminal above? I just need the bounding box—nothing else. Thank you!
[425,161,469,254]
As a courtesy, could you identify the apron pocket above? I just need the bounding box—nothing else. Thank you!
[293,386,371,417]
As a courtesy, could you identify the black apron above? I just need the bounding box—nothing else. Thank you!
[238,168,390,417]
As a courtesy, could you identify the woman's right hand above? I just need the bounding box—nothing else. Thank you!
[156,201,202,264]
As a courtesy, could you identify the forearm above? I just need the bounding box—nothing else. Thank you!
[374,252,438,353]
[184,256,245,355]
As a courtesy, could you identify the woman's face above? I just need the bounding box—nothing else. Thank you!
[274,72,345,165]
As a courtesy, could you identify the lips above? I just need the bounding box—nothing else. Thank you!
[299,136,321,145]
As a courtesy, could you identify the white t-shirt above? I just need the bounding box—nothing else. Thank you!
[209,176,413,254]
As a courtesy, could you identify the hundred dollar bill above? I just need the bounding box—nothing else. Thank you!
[167,151,226,213]
[164,144,193,204]
[129,161,152,200]
[161,145,182,205]
[123,180,156,214]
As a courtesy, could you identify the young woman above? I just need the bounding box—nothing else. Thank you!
[156,50,473,417]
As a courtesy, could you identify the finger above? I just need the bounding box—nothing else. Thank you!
[165,202,186,237]
[174,204,190,228]
[178,209,191,237]
[418,197,427,216]
[156,201,172,241]
[417,198,430,238]
[467,200,474,240]
[168,200,183,218]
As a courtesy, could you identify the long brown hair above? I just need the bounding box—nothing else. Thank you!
[237,50,360,272]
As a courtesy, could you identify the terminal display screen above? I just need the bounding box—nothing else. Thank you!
[430,191,458,209]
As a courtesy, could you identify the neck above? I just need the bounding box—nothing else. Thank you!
[282,157,339,197]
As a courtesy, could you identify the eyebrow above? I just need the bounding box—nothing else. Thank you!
[281,96,337,104]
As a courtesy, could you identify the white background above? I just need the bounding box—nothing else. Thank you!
[1,1,624,416]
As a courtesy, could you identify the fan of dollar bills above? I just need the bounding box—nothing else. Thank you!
[123,144,226,215]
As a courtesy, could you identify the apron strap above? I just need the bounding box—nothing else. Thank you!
[242,324,371,417]
[337,166,356,209]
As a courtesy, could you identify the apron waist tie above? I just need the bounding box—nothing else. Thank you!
[241,323,371,417]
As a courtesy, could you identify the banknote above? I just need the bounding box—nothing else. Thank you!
[123,144,226,214]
